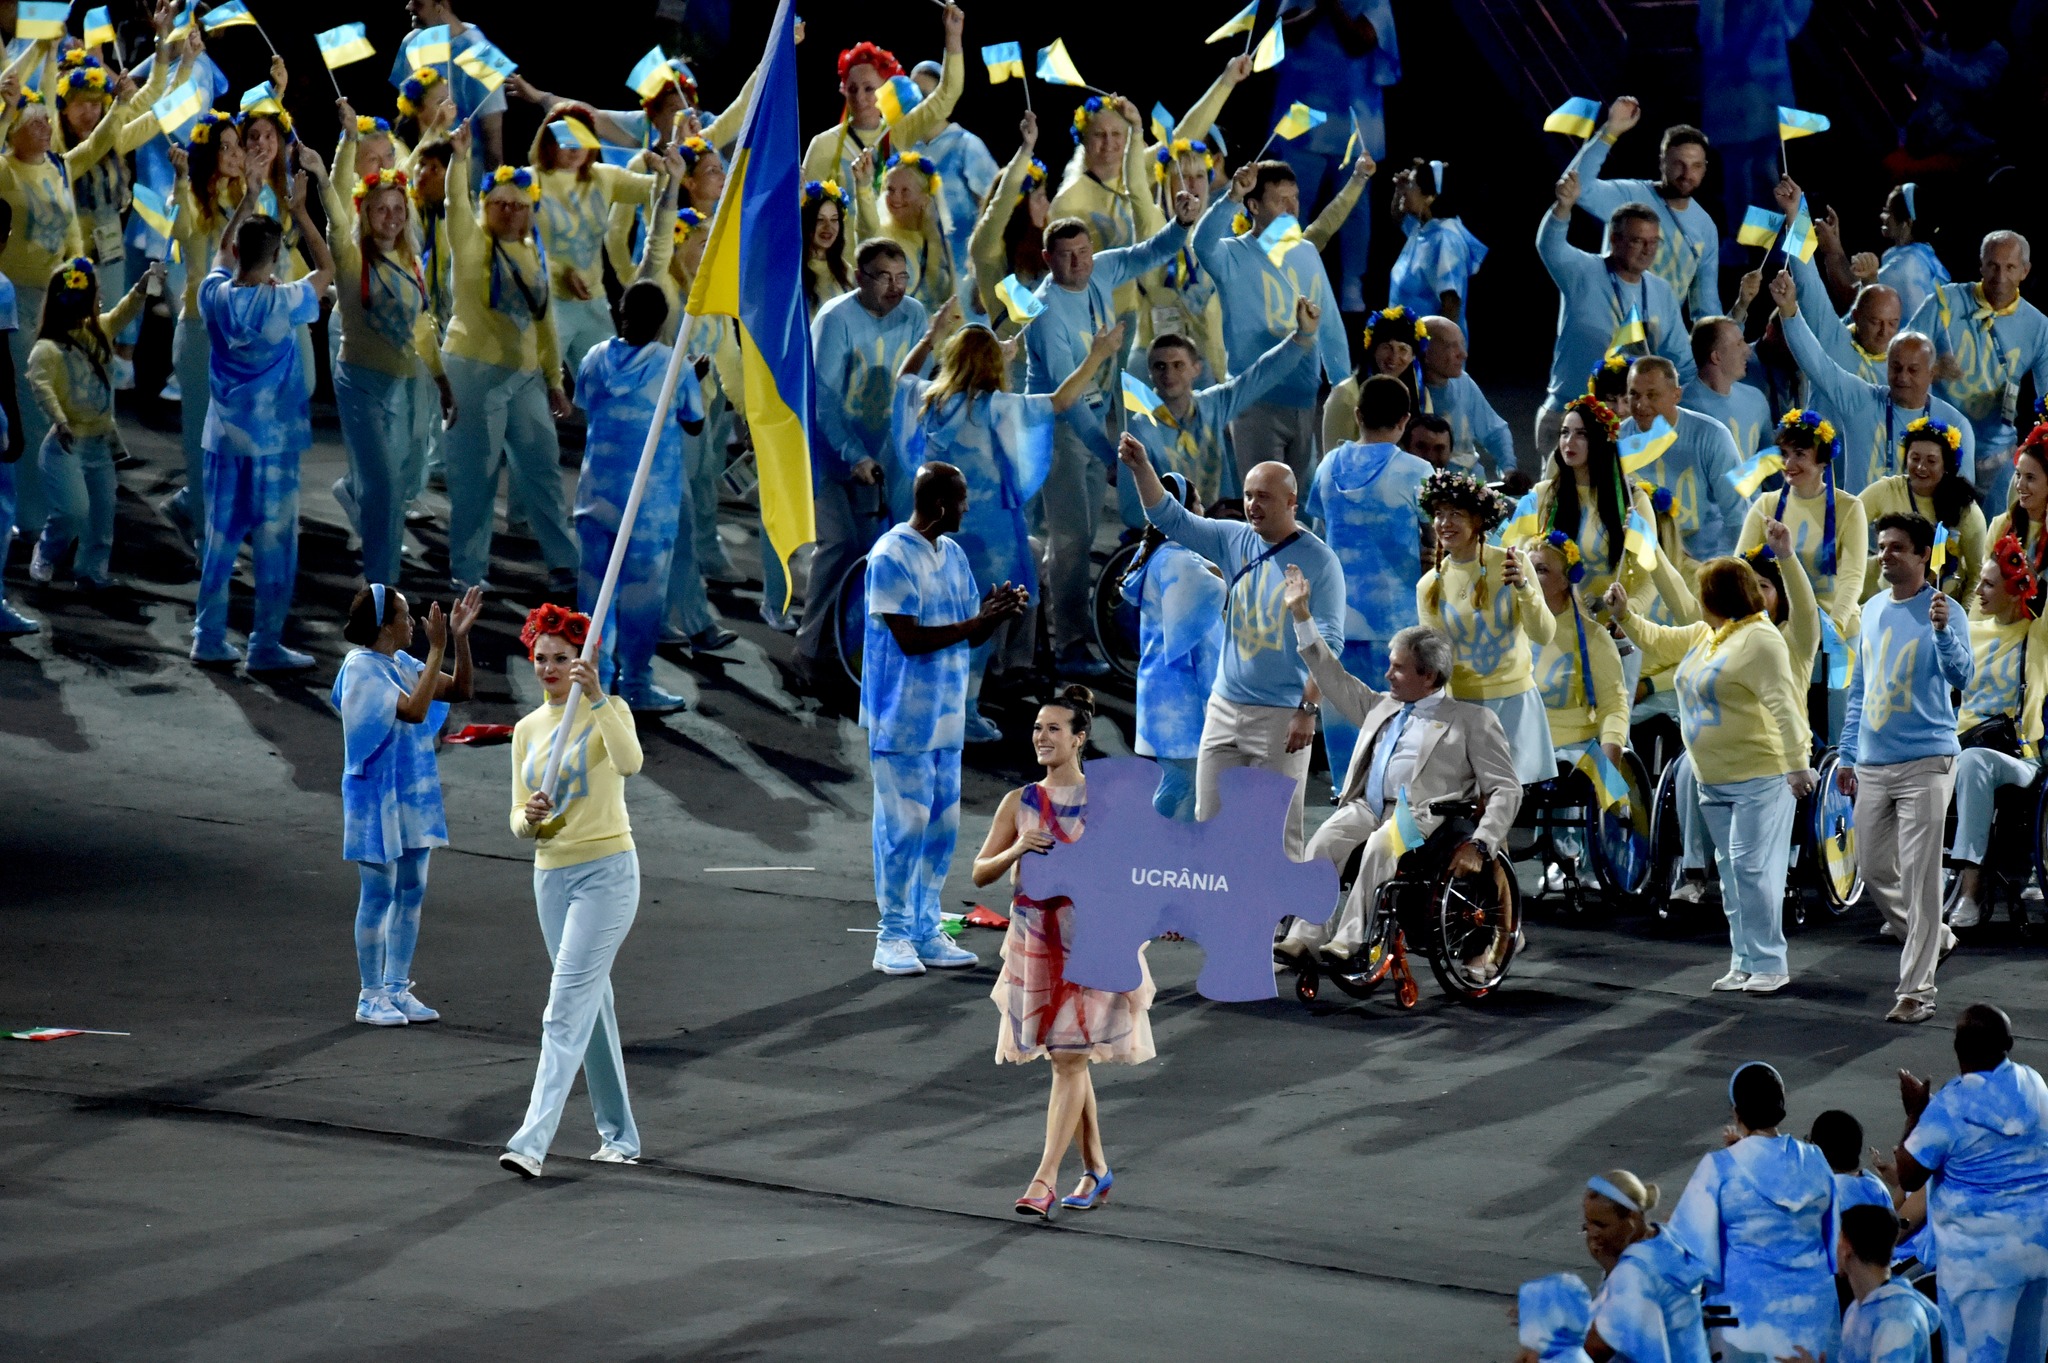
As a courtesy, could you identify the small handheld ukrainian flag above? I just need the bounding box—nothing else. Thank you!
[239,81,283,117]
[1122,371,1169,421]
[401,24,452,71]
[83,7,117,48]
[876,74,923,125]
[454,41,516,95]
[14,2,68,41]
[1256,212,1305,266]
[981,41,1025,84]
[200,1,257,33]
[1575,746,1631,813]
[1619,416,1676,474]
[1728,450,1785,498]
[1149,102,1174,146]
[1273,101,1326,141]
[1544,97,1601,139]
[1777,106,1830,140]
[1609,305,1645,353]
[1783,197,1819,263]
[993,273,1043,324]
[316,22,377,70]
[1931,521,1951,576]
[1820,613,1850,688]
[1737,205,1786,249]
[150,78,208,143]
[548,117,600,151]
[626,47,677,100]
[1624,509,1658,569]
[1378,787,1425,858]
[1036,39,1086,88]
[167,1,196,42]
[129,182,179,257]
[1251,22,1286,72]
[1205,0,1258,43]
[1497,489,1541,546]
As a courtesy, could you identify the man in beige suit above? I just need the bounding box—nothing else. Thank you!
[1274,565,1523,966]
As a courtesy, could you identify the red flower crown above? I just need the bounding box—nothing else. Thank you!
[520,603,590,655]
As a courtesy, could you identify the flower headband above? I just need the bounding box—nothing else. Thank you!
[481,164,541,203]
[1635,479,1674,517]
[1903,416,1962,453]
[1586,351,1630,395]
[396,67,443,118]
[520,603,590,656]
[238,106,293,136]
[1991,532,2041,618]
[356,115,392,137]
[837,41,901,85]
[1777,408,1840,463]
[1419,469,1508,529]
[1019,157,1049,198]
[802,179,850,207]
[1070,94,1125,143]
[58,47,100,72]
[1563,394,1621,442]
[1539,529,1586,584]
[672,205,705,244]
[1364,305,1430,351]
[676,135,713,169]
[885,150,941,195]
[57,65,113,101]
[14,88,45,112]
[1151,137,1215,182]
[188,109,234,146]
[353,167,409,207]
[54,256,95,294]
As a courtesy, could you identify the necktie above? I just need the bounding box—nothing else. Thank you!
[1365,703,1415,816]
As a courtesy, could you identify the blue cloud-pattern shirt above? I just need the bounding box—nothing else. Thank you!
[332,648,448,865]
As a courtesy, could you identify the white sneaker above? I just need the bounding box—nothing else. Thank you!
[355,989,407,1026]
[1711,970,1752,992]
[872,939,926,976]
[1949,896,1983,929]
[915,934,978,969]
[499,1150,543,1179]
[590,1146,638,1164]
[1671,877,1708,905]
[1542,863,1569,894]
[1744,973,1791,994]
[386,983,439,1023]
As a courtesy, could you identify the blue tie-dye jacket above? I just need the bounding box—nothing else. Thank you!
[1669,1134,1840,1358]
[1304,441,1429,643]
[1903,1058,2048,1294]
[332,648,448,865]
[1591,1227,1713,1363]
[1120,543,1224,760]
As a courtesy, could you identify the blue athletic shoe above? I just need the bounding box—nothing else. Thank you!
[622,684,687,714]
[963,709,1003,744]
[915,935,978,969]
[872,939,926,976]
[386,983,439,1023]
[246,642,316,672]
[356,989,407,1026]
[189,636,244,666]
[0,599,39,636]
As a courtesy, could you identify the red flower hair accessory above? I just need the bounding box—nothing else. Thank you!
[1563,394,1621,442]
[1991,533,2040,619]
[520,603,591,655]
[837,41,901,85]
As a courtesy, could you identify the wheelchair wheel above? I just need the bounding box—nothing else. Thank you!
[831,554,869,688]
[1646,754,1688,922]
[1324,903,1405,1001]
[1588,748,1656,911]
[1090,541,1143,682]
[1812,750,1862,914]
[1426,850,1521,1003]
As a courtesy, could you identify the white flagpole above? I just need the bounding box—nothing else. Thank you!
[537,335,693,801]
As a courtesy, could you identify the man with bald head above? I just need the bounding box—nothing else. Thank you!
[1419,316,1514,476]
[1910,230,2048,504]
[1118,434,1346,855]
[1778,176,1897,390]
[1773,270,1977,493]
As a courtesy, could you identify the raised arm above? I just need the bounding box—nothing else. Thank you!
[1170,54,1251,149]
[1303,151,1374,252]
[1537,172,1595,287]
[1286,567,1382,724]
[883,5,964,150]
[290,154,337,295]
[1770,270,1866,418]
[969,115,1037,318]
[1050,323,1127,414]
[1096,195,1195,291]
[1562,97,1635,220]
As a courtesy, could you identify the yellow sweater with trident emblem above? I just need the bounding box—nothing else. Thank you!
[1417,544,1556,700]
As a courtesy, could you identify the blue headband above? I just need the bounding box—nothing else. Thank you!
[1901,182,1917,221]
[1586,1174,1640,1212]
[1729,1060,1783,1104]
[371,582,387,624]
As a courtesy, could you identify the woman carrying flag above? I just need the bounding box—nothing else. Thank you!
[965,112,1048,355]
[800,7,964,190]
[1526,530,1629,889]
[439,121,578,597]
[529,105,658,377]
[1518,396,1662,610]
[1858,418,1983,602]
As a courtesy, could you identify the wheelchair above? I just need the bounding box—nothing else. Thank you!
[1941,761,2048,939]
[1090,539,1144,682]
[829,553,870,687]
[1283,800,1523,1009]
[1511,750,1658,917]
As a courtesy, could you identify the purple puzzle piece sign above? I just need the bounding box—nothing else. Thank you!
[1017,757,1338,1002]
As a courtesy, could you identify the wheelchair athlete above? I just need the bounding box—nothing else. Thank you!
[1946,532,2048,928]
[1271,567,1523,975]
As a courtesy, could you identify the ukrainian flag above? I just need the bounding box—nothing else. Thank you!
[1377,787,1425,858]
[317,22,377,70]
[1543,98,1600,139]
[1624,509,1658,568]
[15,1,68,41]
[401,24,452,71]
[454,40,516,94]
[130,182,179,255]
[83,7,116,48]
[1777,106,1830,140]
[981,42,1024,84]
[1575,745,1630,812]
[200,1,257,32]
[1122,371,1169,421]
[167,1,196,42]
[1727,450,1785,497]
[150,77,208,143]
[1931,521,1950,576]
[1783,197,1819,263]
[876,74,923,125]
[1150,102,1174,146]
[626,47,675,100]
[1256,213,1305,267]
[548,117,599,150]
[1609,305,1645,353]
[687,0,813,609]
[994,273,1043,324]
[1036,39,1085,88]
[1498,489,1541,546]
[1251,22,1285,72]
[1273,102,1326,141]
[1737,205,1786,249]
[1619,415,1676,474]
[239,81,282,117]
[1205,0,1258,43]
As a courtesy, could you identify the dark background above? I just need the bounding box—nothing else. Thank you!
[87,0,2048,393]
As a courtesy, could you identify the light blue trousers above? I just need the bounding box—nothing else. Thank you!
[1950,747,2041,866]
[1945,1277,2048,1363]
[1674,752,1711,872]
[335,362,427,586]
[663,464,718,640]
[173,315,212,519]
[1154,754,1198,821]
[1698,772,1795,976]
[553,295,614,382]
[0,458,16,608]
[7,283,49,533]
[508,849,640,1163]
[354,848,430,991]
[36,431,116,582]
[684,395,735,577]
[1323,640,1389,787]
[441,354,576,588]
[871,747,963,943]
[193,449,300,652]
[1041,417,1108,651]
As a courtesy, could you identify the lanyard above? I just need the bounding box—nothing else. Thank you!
[1226,530,1302,621]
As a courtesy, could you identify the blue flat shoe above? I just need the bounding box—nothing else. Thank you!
[1060,1167,1112,1210]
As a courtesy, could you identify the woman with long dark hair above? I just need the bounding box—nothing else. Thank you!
[800,178,851,317]
[974,687,1155,1219]
[1525,395,1661,607]
[1985,423,2048,584]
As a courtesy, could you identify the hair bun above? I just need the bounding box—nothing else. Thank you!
[1059,684,1096,717]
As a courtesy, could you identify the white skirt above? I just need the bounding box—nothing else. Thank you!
[1483,687,1557,785]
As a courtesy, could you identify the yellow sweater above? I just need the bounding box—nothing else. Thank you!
[1417,544,1555,699]
[441,154,563,384]
[966,147,1037,333]
[800,50,964,188]
[1534,596,1630,747]
[510,695,643,870]
[1737,483,1868,644]
[1956,612,2048,751]
[320,173,444,380]
[26,291,145,436]
[172,177,239,318]
[1625,612,1809,783]
[536,162,656,300]
[1858,475,1986,603]
[1526,476,1661,609]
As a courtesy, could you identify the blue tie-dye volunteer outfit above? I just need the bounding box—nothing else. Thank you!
[1388,215,1486,335]
[1590,1227,1714,1363]
[333,647,448,994]
[1306,440,1431,777]
[1517,1272,1595,1363]
[1878,243,1949,326]
[1910,283,2048,503]
[862,523,980,944]
[1120,542,1225,819]
[1903,1059,2048,1363]
[193,268,321,661]
[1839,1279,1939,1363]
[573,337,703,703]
[1669,1134,1842,1363]
[915,124,998,316]
[1781,310,1977,494]
[1837,1168,1896,1214]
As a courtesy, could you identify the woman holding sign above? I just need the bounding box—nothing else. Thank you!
[973,686,1156,1221]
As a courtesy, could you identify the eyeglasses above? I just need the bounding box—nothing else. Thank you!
[861,270,910,289]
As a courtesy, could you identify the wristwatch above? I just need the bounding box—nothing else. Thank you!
[1297,700,1320,716]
